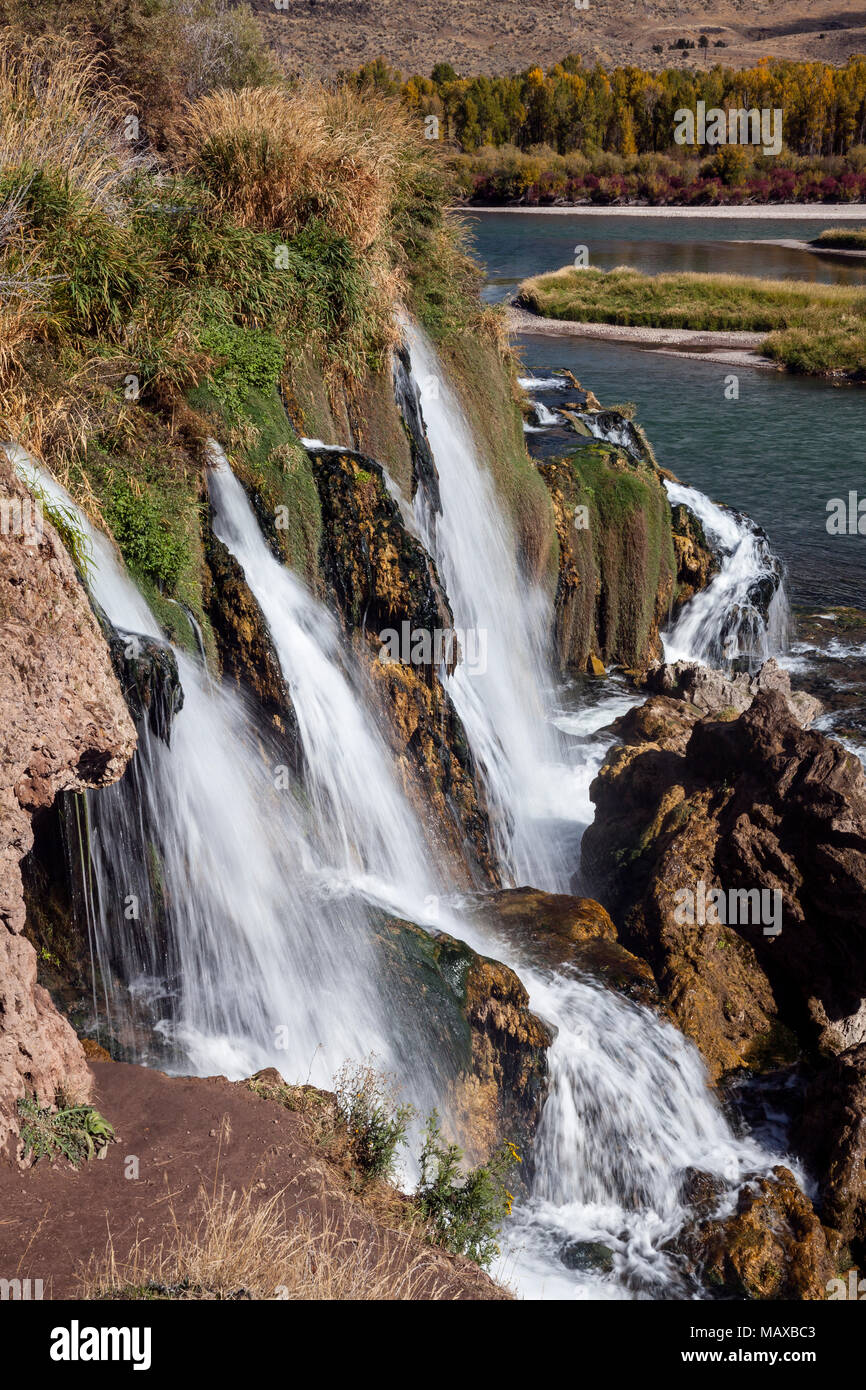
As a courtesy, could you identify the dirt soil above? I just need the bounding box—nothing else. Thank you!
[0,1061,507,1300]
[249,0,866,78]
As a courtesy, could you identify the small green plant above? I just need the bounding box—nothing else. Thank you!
[333,1059,413,1183]
[107,477,186,589]
[17,1092,116,1167]
[17,464,93,579]
[414,1112,519,1267]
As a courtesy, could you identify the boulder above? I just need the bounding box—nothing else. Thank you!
[676,1166,836,1300]
[583,687,866,1076]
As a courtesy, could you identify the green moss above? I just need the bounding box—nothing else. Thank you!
[742,1021,801,1072]
[562,441,676,663]
[190,380,322,585]
[73,439,214,657]
[197,323,285,417]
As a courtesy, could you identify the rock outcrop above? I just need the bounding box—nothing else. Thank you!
[669,500,718,616]
[203,522,295,735]
[583,681,866,1079]
[793,1045,866,1248]
[0,453,136,1158]
[376,916,551,1169]
[644,658,822,729]
[465,888,659,1008]
[676,1166,836,1300]
[539,439,676,674]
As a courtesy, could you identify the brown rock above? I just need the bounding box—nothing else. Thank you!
[677,1166,836,1300]
[583,687,866,1076]
[0,452,136,1158]
[793,1045,866,1246]
[465,888,658,1007]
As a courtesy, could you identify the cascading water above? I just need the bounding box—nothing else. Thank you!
[9,451,396,1086]
[8,364,793,1299]
[663,480,790,670]
[398,321,583,892]
[205,445,435,910]
[387,333,788,1297]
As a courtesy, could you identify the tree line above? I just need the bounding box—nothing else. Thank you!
[345,55,866,159]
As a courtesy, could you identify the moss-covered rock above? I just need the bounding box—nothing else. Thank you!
[308,445,453,652]
[375,916,551,1170]
[540,440,676,673]
[191,380,322,587]
[669,500,718,616]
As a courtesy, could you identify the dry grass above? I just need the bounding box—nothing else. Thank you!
[80,1182,454,1301]
[175,83,417,255]
[0,32,141,210]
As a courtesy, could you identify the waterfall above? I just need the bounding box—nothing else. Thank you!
[205,444,435,912]
[398,321,582,892]
[663,481,790,670]
[9,390,791,1299]
[8,451,395,1086]
[384,338,787,1295]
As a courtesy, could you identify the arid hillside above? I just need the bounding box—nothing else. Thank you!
[250,0,866,78]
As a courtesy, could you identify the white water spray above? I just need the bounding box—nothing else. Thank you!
[400,322,582,891]
[663,480,790,669]
[7,449,395,1085]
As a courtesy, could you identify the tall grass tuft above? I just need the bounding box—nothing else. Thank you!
[80,1182,454,1301]
[0,32,142,211]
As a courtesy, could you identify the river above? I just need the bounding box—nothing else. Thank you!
[466,210,866,757]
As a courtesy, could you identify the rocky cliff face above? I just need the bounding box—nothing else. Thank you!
[583,669,866,1080]
[0,452,136,1158]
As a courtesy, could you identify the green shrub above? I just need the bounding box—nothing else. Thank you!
[108,477,187,589]
[333,1060,413,1183]
[18,1093,116,1166]
[414,1112,519,1267]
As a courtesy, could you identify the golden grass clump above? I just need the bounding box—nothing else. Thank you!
[80,1182,453,1301]
[0,31,140,210]
[175,82,420,254]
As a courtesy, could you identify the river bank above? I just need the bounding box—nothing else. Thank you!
[508,304,774,370]
[515,265,866,379]
[463,204,866,219]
